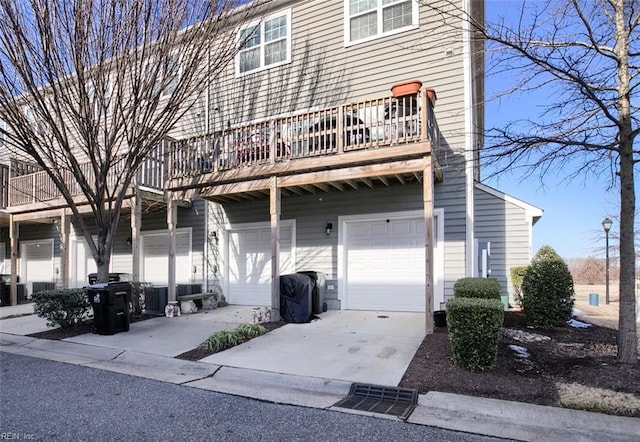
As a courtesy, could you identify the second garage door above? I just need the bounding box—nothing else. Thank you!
[344,216,426,312]
[226,222,294,306]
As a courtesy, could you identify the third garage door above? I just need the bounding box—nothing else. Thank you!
[345,217,425,312]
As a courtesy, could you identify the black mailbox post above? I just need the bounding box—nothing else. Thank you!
[87,282,131,335]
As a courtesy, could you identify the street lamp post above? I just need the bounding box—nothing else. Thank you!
[602,217,613,305]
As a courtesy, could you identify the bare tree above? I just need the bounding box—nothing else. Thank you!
[421,0,638,362]
[0,0,260,283]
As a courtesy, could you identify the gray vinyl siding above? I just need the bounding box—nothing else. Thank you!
[205,0,469,145]
[474,187,533,302]
[212,181,466,302]
[111,200,207,285]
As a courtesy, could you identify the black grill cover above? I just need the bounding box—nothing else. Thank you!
[280,273,312,323]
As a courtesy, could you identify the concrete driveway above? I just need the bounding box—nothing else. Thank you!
[202,309,426,386]
[1,304,426,386]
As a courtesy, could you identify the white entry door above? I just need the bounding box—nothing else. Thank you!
[226,222,294,306]
[141,229,192,285]
[341,210,443,312]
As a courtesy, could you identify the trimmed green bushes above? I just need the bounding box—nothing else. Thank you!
[446,297,504,371]
[32,289,90,329]
[200,323,267,353]
[521,245,575,328]
[453,277,501,300]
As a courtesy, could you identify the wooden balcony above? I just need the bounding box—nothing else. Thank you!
[7,142,168,214]
[167,88,440,201]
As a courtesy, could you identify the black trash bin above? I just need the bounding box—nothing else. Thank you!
[280,274,312,323]
[297,271,327,315]
[87,282,131,335]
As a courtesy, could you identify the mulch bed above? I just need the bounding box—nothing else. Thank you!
[175,320,287,361]
[399,311,640,415]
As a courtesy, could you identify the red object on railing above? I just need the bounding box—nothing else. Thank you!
[391,80,422,98]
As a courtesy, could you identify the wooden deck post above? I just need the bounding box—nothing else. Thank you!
[167,198,177,304]
[131,184,142,283]
[270,177,281,322]
[424,155,435,334]
[60,211,70,289]
[9,216,18,306]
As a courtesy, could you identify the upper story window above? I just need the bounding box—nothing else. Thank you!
[345,0,418,45]
[161,53,181,97]
[236,9,291,76]
[0,118,5,148]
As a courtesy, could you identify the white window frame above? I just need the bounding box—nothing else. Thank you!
[86,77,114,117]
[160,52,182,98]
[235,9,292,77]
[344,0,419,47]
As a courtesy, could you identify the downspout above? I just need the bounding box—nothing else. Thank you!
[203,44,211,292]
[463,0,476,277]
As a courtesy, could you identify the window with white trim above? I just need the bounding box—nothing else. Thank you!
[346,0,418,44]
[161,53,181,97]
[237,10,291,75]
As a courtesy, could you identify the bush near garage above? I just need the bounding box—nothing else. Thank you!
[521,245,575,328]
[446,297,505,371]
[510,266,528,307]
[453,277,501,300]
[32,289,91,329]
[199,323,267,353]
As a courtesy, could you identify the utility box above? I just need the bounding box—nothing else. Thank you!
[87,282,131,335]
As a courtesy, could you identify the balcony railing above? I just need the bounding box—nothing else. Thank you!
[169,88,438,179]
[8,141,168,208]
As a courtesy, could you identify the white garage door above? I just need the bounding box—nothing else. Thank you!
[21,239,54,287]
[142,229,191,285]
[227,223,294,306]
[345,217,425,312]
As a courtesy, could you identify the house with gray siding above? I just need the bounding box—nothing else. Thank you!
[1,0,541,331]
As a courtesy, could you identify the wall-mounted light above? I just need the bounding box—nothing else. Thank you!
[325,222,333,236]
[126,237,132,246]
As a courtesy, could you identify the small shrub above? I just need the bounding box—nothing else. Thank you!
[510,266,528,307]
[32,289,90,329]
[521,245,575,328]
[200,323,267,353]
[446,297,504,372]
[453,277,501,300]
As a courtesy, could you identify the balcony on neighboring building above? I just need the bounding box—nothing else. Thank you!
[6,143,168,214]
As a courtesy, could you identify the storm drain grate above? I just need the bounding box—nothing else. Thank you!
[332,383,418,419]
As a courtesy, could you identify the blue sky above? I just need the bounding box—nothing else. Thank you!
[481,1,632,261]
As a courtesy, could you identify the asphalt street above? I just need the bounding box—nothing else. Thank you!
[0,353,507,442]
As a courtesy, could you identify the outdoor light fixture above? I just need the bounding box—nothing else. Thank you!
[325,222,333,236]
[601,217,613,305]
[126,237,132,246]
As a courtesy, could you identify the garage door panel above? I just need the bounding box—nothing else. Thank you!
[228,224,293,306]
[142,231,191,285]
[346,217,425,312]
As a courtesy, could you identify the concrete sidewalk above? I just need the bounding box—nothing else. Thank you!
[1,304,639,441]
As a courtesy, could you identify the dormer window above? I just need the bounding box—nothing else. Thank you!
[345,0,418,45]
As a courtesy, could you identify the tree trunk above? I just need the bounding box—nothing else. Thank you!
[617,146,638,363]
[615,3,638,363]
